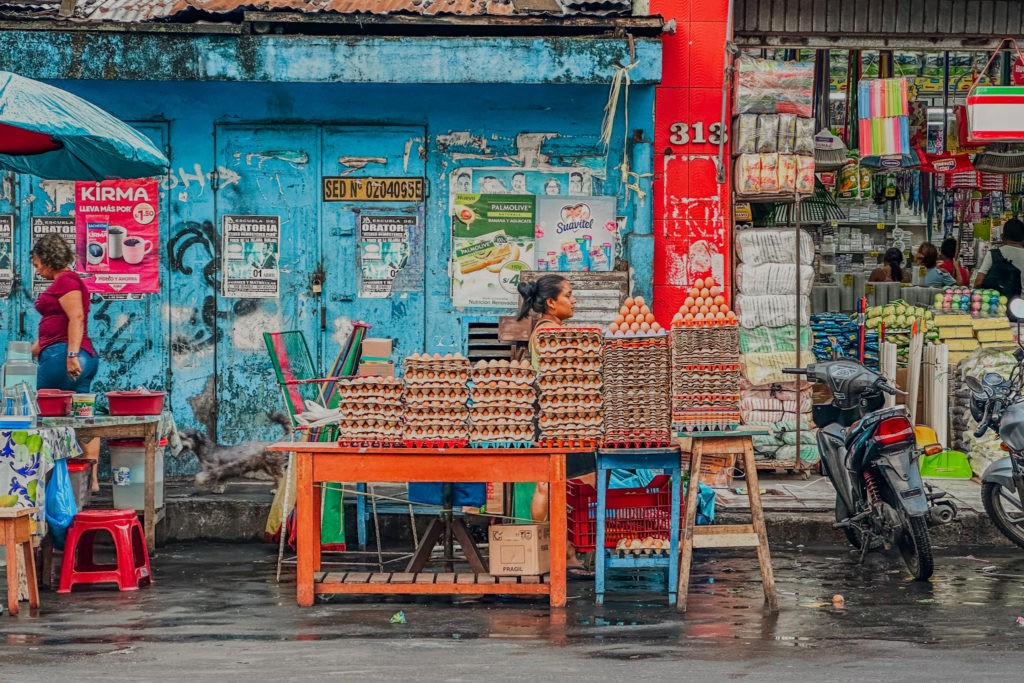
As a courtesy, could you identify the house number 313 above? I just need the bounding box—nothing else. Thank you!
[669,121,728,145]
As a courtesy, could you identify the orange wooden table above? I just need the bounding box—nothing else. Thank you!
[267,443,590,607]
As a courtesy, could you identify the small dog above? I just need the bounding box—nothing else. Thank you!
[183,412,292,493]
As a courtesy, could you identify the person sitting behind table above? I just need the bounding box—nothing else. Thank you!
[939,237,969,285]
[917,242,956,287]
[869,247,911,283]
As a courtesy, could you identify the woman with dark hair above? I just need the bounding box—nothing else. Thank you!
[31,232,101,489]
[938,237,968,285]
[869,247,911,283]
[515,274,589,576]
[516,274,576,370]
[917,242,955,287]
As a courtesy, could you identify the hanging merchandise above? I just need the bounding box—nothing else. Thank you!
[966,40,1024,142]
[735,57,815,117]
[857,78,910,157]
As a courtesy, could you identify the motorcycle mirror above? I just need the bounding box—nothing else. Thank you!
[1009,297,1024,321]
[964,375,983,392]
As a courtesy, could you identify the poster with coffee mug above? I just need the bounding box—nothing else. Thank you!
[74,179,159,294]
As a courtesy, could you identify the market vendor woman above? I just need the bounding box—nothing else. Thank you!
[31,233,101,488]
[515,275,591,576]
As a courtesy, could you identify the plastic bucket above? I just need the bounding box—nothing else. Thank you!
[66,457,95,509]
[109,438,166,510]
[71,393,96,417]
[37,389,74,417]
[106,391,166,416]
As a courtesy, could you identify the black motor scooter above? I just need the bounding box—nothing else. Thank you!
[784,360,937,580]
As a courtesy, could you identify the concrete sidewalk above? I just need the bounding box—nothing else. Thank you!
[147,471,1015,549]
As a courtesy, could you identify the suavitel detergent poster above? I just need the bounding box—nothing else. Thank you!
[74,179,159,294]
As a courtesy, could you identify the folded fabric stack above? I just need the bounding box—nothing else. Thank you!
[735,227,819,466]
[534,327,603,444]
[331,377,405,446]
[403,353,470,446]
[602,333,671,446]
[468,359,536,446]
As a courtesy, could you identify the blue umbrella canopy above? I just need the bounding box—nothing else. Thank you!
[0,71,169,181]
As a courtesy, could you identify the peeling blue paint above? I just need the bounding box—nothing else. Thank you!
[0,34,658,463]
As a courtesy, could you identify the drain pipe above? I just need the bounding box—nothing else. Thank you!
[627,133,654,303]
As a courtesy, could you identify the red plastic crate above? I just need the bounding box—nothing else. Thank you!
[566,475,677,553]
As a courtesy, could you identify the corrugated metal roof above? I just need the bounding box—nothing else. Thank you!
[0,0,633,23]
[735,0,1024,48]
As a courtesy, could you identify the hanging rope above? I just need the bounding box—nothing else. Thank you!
[602,34,647,203]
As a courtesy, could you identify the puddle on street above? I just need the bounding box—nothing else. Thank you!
[7,541,1024,659]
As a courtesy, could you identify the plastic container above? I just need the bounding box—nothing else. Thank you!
[0,415,33,430]
[6,341,32,361]
[2,358,37,391]
[71,393,96,417]
[37,389,74,417]
[66,457,95,508]
[109,438,166,510]
[106,390,166,416]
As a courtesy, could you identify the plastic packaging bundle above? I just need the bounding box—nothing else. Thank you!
[739,325,810,354]
[735,155,762,195]
[735,56,814,117]
[735,114,758,154]
[757,115,779,153]
[735,227,814,266]
[741,349,816,385]
[796,156,815,193]
[735,294,810,328]
[777,113,796,153]
[794,117,816,154]
[735,263,814,296]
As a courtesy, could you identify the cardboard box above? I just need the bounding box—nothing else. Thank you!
[358,360,395,377]
[361,337,393,359]
[485,482,505,516]
[488,523,550,576]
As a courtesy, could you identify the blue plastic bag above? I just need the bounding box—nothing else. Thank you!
[45,459,78,549]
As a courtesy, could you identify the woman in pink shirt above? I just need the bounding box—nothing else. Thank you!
[939,238,969,286]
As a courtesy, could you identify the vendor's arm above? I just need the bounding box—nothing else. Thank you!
[58,289,85,378]
[974,251,993,288]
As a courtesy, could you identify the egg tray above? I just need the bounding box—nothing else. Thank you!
[608,547,672,558]
[536,435,602,448]
[469,374,535,387]
[469,389,536,403]
[469,411,535,423]
[403,427,471,442]
[536,371,601,387]
[336,430,405,442]
[402,362,471,375]
[675,420,740,432]
[334,387,405,401]
[671,326,739,354]
[601,430,673,449]
[402,382,471,392]
[406,407,469,420]
[403,439,470,449]
[536,360,602,374]
[338,439,406,449]
[469,440,536,449]
[538,398,602,412]
[469,427,536,442]
[532,326,603,345]
[404,371,470,384]
[404,389,470,401]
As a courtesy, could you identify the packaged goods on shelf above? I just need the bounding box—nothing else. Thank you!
[533,327,603,445]
[734,56,814,117]
[741,349,816,386]
[468,359,536,446]
[810,313,879,370]
[934,287,1007,316]
[403,353,470,445]
[330,376,405,445]
[739,325,811,355]
[735,228,814,266]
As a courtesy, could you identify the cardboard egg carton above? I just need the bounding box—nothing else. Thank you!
[403,423,470,441]
[532,326,603,354]
[403,352,471,375]
[405,368,470,384]
[469,386,536,404]
[333,377,405,400]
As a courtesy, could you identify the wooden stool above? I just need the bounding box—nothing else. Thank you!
[677,431,778,613]
[1,507,40,616]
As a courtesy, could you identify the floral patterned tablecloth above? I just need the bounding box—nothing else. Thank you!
[38,412,182,455]
[0,426,80,529]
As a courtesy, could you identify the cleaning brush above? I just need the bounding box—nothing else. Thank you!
[972,144,1024,174]
[814,129,851,171]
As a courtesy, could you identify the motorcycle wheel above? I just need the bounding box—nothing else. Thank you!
[981,481,1024,550]
[896,515,934,581]
[835,498,864,549]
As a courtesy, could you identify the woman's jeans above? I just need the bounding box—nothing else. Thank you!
[37,343,99,392]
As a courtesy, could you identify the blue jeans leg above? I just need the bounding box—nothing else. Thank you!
[37,343,99,392]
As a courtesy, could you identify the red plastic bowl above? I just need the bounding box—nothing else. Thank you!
[37,389,74,417]
[105,390,166,416]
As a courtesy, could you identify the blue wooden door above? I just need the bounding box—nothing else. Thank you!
[0,173,20,353]
[320,126,426,368]
[214,125,322,443]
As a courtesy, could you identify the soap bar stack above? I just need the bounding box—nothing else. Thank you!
[402,353,470,446]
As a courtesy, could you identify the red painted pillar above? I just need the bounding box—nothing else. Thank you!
[650,0,732,324]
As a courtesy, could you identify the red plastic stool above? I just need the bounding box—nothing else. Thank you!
[58,509,153,593]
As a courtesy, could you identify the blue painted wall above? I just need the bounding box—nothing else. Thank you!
[0,35,658,473]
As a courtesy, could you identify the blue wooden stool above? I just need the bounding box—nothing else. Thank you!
[594,445,682,605]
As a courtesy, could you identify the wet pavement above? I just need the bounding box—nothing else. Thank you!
[5,541,1024,680]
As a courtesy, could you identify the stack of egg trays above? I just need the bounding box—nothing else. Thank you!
[670,326,741,431]
[601,333,672,446]
[402,353,471,446]
[332,377,405,446]
[533,327,604,445]
[468,359,537,447]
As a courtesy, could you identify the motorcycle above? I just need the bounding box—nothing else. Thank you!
[968,298,1024,549]
[784,360,937,580]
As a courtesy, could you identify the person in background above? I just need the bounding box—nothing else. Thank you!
[938,237,969,285]
[515,275,590,577]
[869,247,911,283]
[31,233,101,491]
[917,242,956,287]
[974,217,1024,290]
